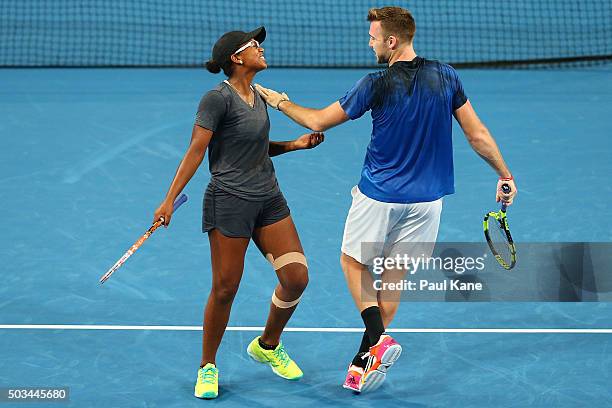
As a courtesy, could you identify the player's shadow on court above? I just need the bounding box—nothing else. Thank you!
[554,242,611,301]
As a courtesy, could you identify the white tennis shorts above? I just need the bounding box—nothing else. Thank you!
[341,186,443,265]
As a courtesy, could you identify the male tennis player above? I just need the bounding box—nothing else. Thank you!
[256,6,517,393]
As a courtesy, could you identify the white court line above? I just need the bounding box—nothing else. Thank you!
[0,325,611,333]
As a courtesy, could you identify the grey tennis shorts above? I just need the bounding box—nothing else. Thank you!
[203,183,290,238]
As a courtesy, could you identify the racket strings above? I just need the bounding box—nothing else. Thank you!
[488,216,512,263]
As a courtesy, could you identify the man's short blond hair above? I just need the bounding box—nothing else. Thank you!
[367,7,416,43]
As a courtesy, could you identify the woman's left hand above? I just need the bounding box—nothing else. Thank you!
[294,132,325,150]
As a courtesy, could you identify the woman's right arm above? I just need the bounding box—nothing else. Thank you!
[153,125,213,226]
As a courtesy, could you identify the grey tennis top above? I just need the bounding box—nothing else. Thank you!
[195,81,279,200]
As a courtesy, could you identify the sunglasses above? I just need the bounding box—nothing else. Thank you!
[233,39,261,55]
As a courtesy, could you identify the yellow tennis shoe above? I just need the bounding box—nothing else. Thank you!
[194,363,218,399]
[247,336,303,380]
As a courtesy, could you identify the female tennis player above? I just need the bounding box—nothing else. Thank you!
[153,27,324,399]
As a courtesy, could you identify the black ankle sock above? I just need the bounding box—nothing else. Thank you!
[351,352,369,369]
[358,331,370,353]
[361,306,385,345]
[349,332,372,369]
[258,337,278,350]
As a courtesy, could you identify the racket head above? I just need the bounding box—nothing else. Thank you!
[483,210,516,270]
[99,193,189,284]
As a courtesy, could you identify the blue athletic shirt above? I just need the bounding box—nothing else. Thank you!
[339,57,468,203]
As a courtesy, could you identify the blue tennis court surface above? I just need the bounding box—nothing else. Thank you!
[2,65,612,407]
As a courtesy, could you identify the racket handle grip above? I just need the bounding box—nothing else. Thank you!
[501,184,511,212]
[173,193,188,211]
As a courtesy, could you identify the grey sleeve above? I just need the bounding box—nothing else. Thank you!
[195,90,227,131]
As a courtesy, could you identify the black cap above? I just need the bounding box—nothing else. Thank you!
[209,27,266,66]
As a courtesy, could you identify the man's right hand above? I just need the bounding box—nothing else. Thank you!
[153,199,175,227]
[254,84,290,110]
[496,177,517,206]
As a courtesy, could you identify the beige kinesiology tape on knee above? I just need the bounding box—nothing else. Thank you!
[265,252,308,270]
[271,290,302,309]
[266,252,308,308]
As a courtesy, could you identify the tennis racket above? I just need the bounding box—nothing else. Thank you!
[99,193,188,284]
[483,184,516,270]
